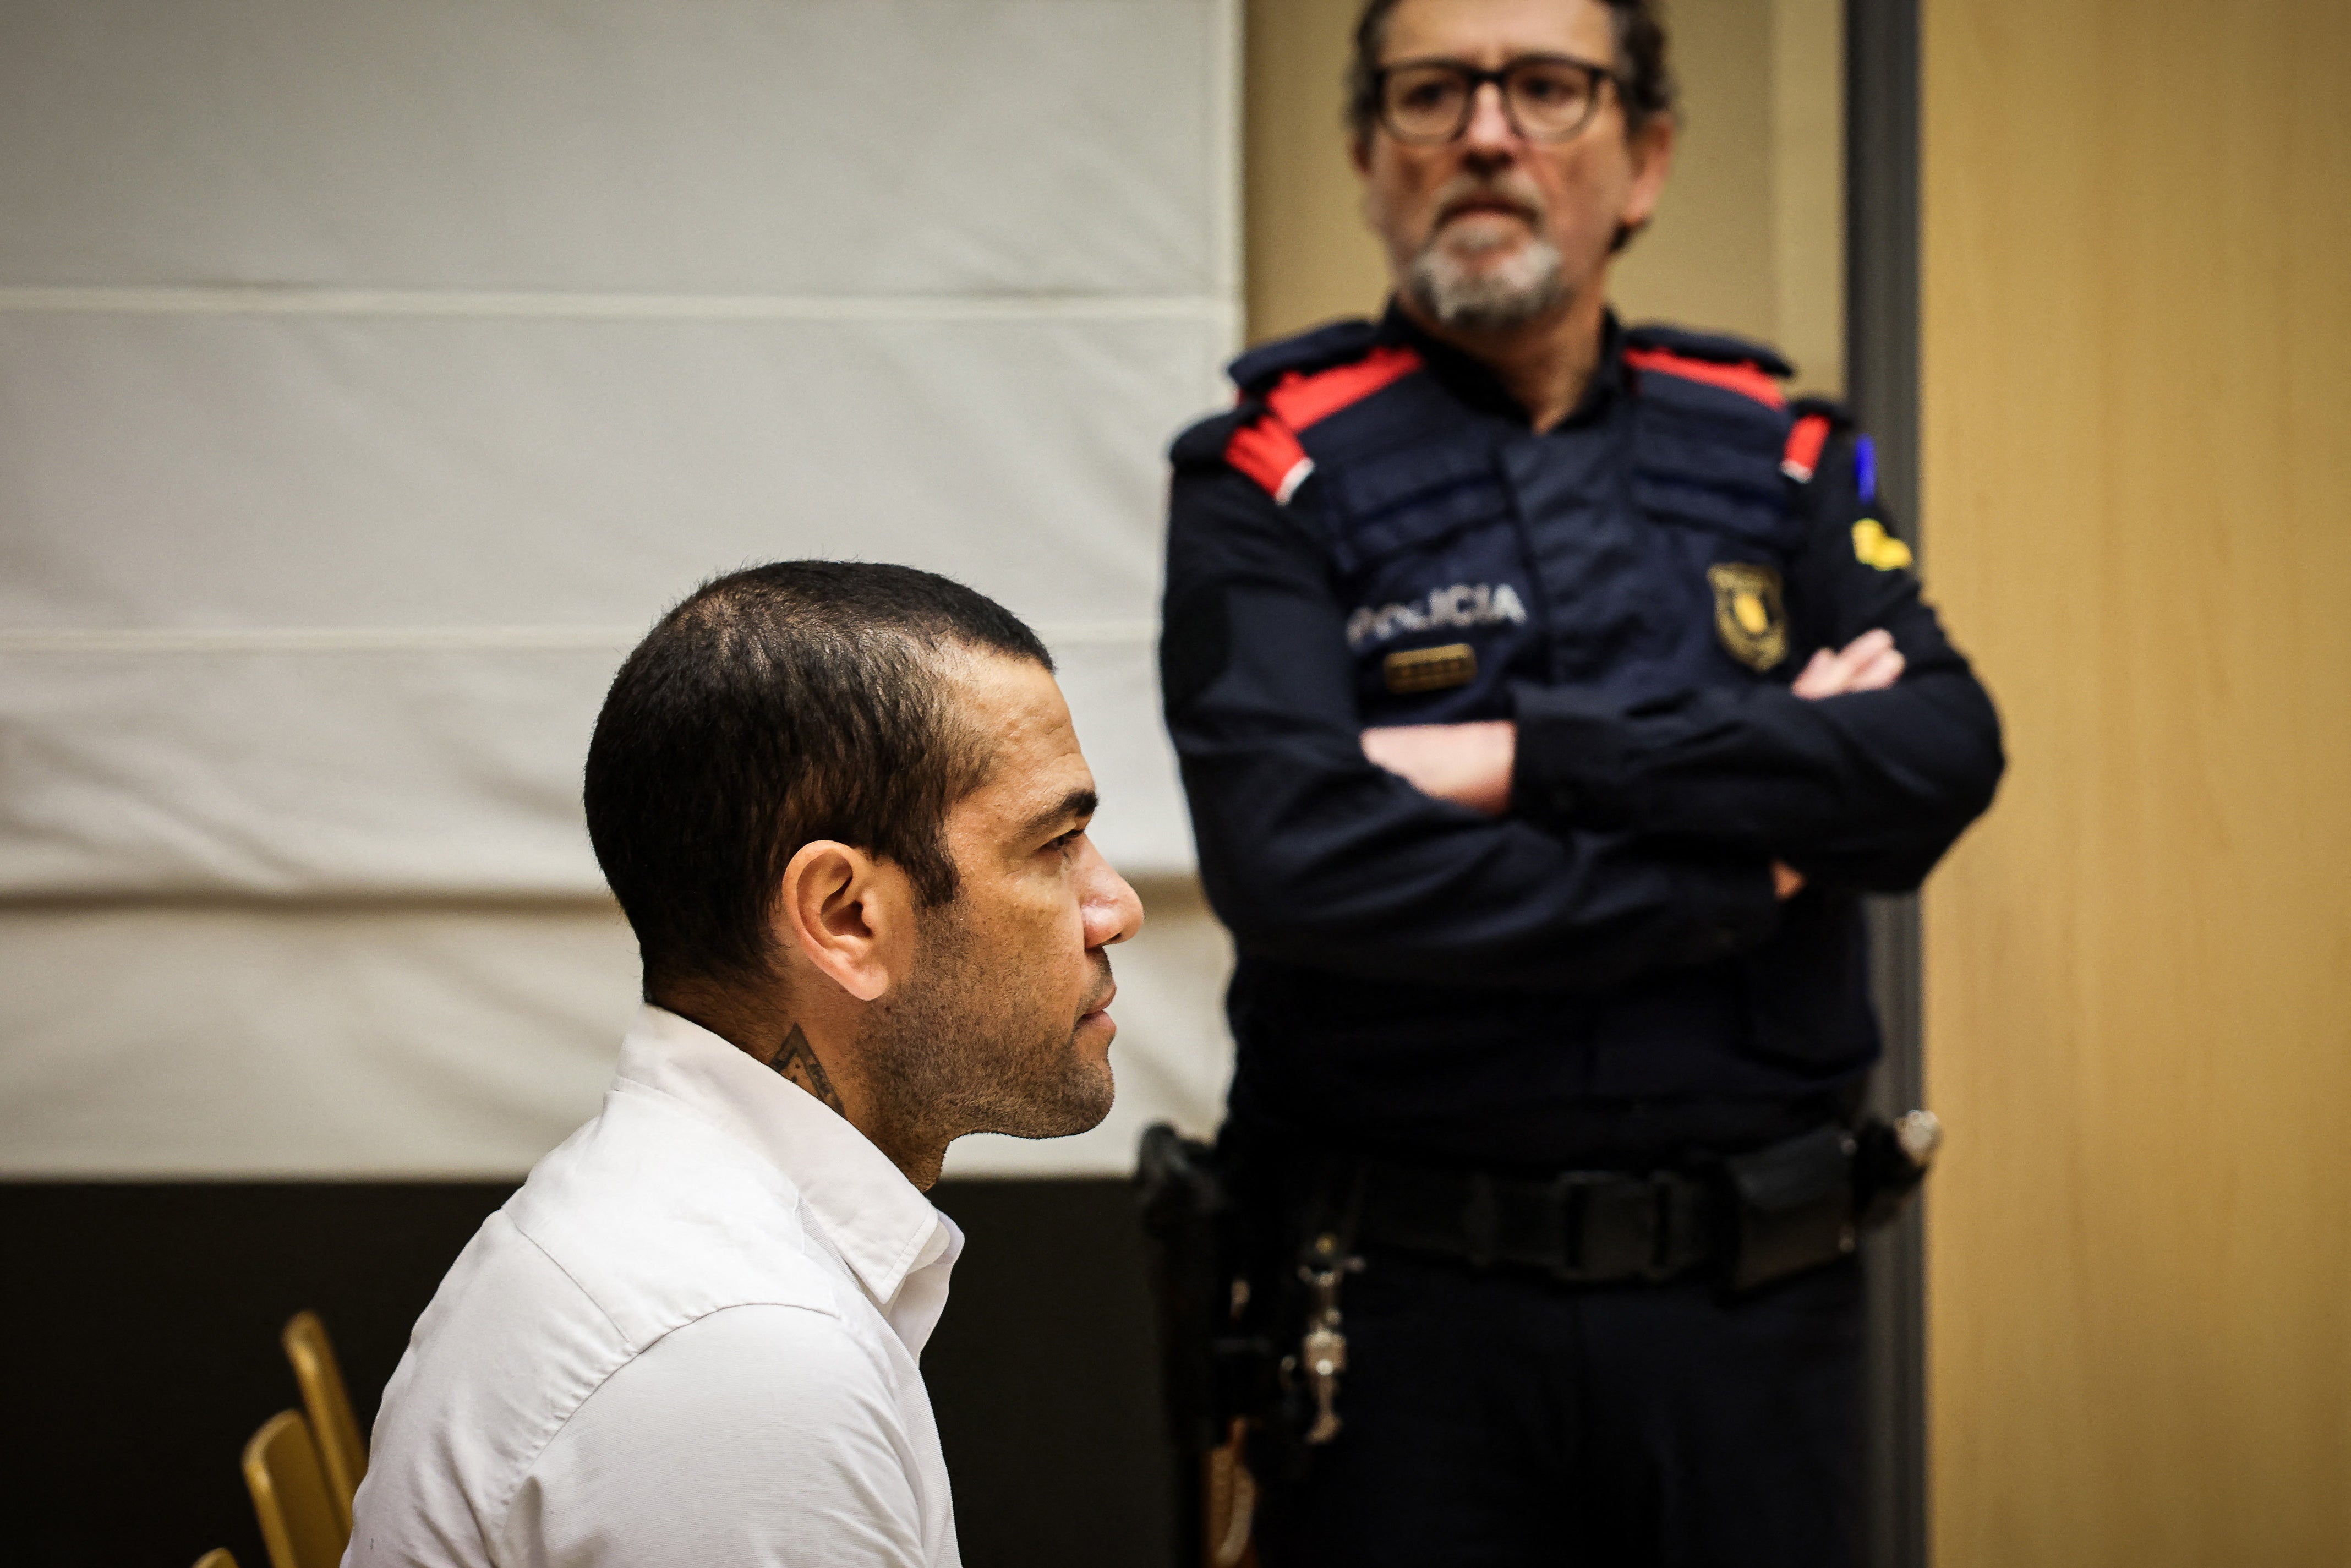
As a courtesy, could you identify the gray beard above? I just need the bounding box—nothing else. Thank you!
[1405,232,1567,333]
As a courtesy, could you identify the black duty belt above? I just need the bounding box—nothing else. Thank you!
[1137,1116,1937,1479]
[1351,1158,1719,1285]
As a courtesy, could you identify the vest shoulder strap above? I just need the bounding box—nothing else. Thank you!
[1226,318,1385,394]
[1622,321,1795,377]
[1781,397,1856,483]
[1222,340,1426,504]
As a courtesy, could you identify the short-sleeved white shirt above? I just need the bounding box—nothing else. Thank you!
[347,1005,964,1567]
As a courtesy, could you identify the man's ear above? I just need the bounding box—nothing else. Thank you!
[1620,113,1676,231]
[771,840,911,1004]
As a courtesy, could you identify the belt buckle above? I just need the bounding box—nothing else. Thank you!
[1544,1172,1604,1283]
[1548,1171,1673,1284]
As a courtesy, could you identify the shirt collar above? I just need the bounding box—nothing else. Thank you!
[612,1004,963,1351]
[1378,299,1627,429]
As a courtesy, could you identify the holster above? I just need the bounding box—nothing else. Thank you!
[1721,1115,1937,1293]
[1720,1124,1859,1291]
[1135,1125,1281,1567]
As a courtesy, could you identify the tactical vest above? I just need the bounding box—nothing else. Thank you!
[1221,319,1847,730]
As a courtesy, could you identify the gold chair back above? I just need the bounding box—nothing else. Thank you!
[242,1411,349,1568]
[281,1310,368,1527]
[194,1550,242,1568]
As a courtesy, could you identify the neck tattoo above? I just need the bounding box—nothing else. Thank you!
[769,1024,846,1115]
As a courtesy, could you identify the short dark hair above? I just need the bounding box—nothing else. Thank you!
[1343,0,1676,146]
[584,561,1053,995]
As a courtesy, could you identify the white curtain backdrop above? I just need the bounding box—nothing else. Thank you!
[0,0,1240,1177]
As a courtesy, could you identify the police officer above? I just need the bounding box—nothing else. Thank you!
[1156,0,2003,1562]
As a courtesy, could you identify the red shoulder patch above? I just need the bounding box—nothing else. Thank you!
[1264,345,1423,431]
[1226,345,1421,502]
[1625,346,1786,410]
[1781,412,1834,481]
[1225,416,1313,504]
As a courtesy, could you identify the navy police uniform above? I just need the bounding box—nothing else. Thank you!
[1158,306,2003,1566]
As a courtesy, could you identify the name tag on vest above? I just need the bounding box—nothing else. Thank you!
[1382,643,1478,695]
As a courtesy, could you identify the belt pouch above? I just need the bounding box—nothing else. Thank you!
[1723,1124,1857,1292]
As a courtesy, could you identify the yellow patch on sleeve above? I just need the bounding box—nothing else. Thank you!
[1851,518,1915,571]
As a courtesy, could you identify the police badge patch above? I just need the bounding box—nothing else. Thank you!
[1707,562,1789,671]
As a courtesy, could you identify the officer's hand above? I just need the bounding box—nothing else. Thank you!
[1360,720,1515,816]
[1773,861,1806,899]
[1791,629,1905,699]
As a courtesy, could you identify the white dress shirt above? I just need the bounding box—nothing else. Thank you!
[347,1005,965,1568]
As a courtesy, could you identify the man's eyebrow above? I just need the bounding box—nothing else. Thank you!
[1020,787,1098,842]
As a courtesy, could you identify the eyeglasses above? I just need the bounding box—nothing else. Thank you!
[1373,54,1619,145]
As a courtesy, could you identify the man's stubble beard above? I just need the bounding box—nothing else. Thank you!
[1382,172,1568,334]
[854,903,1116,1151]
[1406,223,1566,334]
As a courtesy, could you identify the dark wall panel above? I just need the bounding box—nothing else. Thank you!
[1847,2,1928,1565]
[0,1178,1171,1568]
[925,1181,1176,1568]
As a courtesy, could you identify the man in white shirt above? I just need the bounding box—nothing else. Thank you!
[348,561,1146,1568]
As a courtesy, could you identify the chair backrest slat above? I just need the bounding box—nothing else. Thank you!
[242,1411,348,1568]
[281,1310,368,1528]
